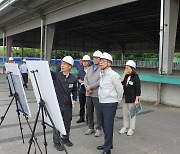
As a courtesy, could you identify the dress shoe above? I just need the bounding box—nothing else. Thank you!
[76,118,85,123]
[97,145,113,150]
[54,143,64,151]
[63,139,73,147]
[102,150,111,154]
[97,145,104,150]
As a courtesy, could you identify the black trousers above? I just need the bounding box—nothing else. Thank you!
[78,90,86,120]
[21,73,28,88]
[53,106,72,143]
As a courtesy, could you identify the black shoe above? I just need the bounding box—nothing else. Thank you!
[63,139,73,147]
[54,143,64,151]
[9,94,13,97]
[76,118,85,123]
[102,150,111,154]
[97,145,113,150]
[97,145,104,150]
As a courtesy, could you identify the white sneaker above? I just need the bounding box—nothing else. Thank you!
[119,127,128,134]
[94,129,102,137]
[85,129,95,135]
[127,129,134,136]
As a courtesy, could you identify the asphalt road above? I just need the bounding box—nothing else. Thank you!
[0,74,180,154]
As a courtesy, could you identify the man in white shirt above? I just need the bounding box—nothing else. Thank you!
[97,52,123,154]
[20,59,28,89]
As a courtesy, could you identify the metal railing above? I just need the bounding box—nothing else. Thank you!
[112,60,180,70]
[112,60,158,68]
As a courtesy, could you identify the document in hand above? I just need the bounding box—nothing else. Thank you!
[129,101,142,119]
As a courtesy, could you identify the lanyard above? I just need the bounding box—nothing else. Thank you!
[126,76,131,86]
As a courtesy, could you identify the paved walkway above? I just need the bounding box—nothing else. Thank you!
[0,74,180,154]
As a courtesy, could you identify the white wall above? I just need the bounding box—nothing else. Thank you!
[161,84,180,107]
[141,82,158,103]
[141,81,180,107]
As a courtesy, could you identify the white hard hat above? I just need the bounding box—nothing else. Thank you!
[22,59,26,62]
[82,55,91,61]
[62,56,74,66]
[100,52,113,62]
[93,50,102,58]
[9,57,14,61]
[125,60,136,69]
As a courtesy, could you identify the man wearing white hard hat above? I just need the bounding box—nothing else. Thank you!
[84,50,102,137]
[51,56,77,151]
[20,59,28,89]
[76,55,90,123]
[97,52,123,154]
[8,57,15,63]
[119,60,141,136]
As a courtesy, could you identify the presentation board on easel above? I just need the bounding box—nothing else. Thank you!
[26,61,66,135]
[5,63,31,117]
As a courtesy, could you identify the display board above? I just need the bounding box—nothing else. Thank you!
[5,63,31,117]
[26,61,66,135]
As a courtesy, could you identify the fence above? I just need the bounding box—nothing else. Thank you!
[112,60,158,69]
[1,57,180,70]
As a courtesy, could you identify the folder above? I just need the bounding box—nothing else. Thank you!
[129,101,142,119]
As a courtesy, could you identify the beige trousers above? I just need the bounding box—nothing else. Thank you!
[122,99,136,129]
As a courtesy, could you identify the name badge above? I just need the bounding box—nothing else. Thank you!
[129,81,133,85]
[69,84,73,88]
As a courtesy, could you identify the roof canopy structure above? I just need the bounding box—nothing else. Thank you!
[0,0,165,52]
[0,0,180,74]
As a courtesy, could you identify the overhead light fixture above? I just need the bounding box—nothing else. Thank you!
[0,0,16,12]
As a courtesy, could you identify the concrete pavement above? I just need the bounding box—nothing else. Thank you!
[0,74,180,154]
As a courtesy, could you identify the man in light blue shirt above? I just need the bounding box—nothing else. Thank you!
[20,59,28,89]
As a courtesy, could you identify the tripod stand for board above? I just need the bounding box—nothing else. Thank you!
[27,70,68,154]
[0,72,42,153]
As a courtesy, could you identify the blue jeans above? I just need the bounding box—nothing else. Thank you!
[99,102,118,152]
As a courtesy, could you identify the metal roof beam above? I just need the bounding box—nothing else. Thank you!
[11,2,32,11]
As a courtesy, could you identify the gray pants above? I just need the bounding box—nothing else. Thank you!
[86,96,101,130]
[122,99,136,129]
